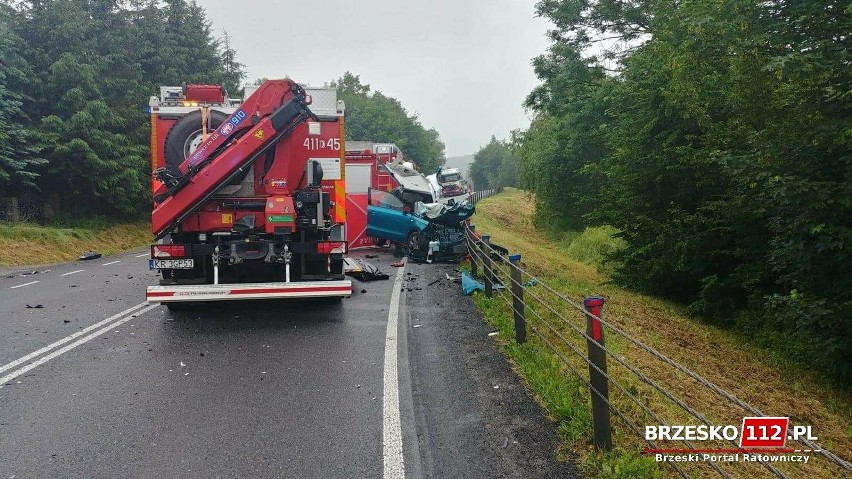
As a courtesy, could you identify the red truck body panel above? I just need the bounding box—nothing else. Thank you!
[344,148,398,248]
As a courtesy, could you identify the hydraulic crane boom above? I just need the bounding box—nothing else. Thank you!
[151,79,315,237]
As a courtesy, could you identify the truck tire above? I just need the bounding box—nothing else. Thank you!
[164,110,229,167]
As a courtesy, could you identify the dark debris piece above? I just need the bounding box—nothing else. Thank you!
[344,259,390,282]
[79,251,102,261]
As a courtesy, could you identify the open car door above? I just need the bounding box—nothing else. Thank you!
[367,188,413,243]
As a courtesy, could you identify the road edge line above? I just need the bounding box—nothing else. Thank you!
[383,264,407,479]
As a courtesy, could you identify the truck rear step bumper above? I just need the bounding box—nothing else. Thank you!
[147,280,352,302]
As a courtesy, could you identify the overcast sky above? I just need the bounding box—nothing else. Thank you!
[194,0,552,157]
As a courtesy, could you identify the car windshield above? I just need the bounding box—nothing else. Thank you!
[372,190,404,210]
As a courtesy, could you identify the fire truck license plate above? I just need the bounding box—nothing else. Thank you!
[149,259,194,270]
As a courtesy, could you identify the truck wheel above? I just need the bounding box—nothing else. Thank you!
[164,110,229,167]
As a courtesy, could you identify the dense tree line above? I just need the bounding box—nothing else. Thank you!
[0,0,244,216]
[468,136,520,190]
[521,0,850,383]
[331,72,445,174]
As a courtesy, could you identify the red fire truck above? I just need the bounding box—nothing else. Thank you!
[145,80,351,304]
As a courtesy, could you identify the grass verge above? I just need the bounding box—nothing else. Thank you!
[468,188,851,479]
[0,220,151,267]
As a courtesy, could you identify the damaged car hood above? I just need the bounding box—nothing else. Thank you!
[414,201,475,227]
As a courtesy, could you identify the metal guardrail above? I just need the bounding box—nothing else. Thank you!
[463,213,851,479]
[468,187,503,205]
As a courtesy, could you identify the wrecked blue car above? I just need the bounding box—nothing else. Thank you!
[366,188,475,262]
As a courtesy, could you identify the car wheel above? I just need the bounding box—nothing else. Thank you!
[407,230,427,254]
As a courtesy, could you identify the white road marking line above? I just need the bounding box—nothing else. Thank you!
[135,253,149,258]
[383,265,407,479]
[0,302,148,374]
[0,303,159,386]
[102,260,121,266]
[10,281,39,289]
[61,270,84,277]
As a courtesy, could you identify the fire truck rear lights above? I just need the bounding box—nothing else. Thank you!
[152,245,186,258]
[317,242,347,255]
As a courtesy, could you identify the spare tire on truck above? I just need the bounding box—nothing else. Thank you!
[164,109,229,167]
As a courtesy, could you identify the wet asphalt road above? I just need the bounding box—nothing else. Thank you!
[0,248,577,478]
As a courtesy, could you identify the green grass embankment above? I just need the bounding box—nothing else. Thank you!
[0,220,151,267]
[469,188,851,479]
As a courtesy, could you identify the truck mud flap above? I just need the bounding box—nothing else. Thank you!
[146,280,352,302]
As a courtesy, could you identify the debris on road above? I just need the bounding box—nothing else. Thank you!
[462,272,484,295]
[461,272,507,295]
[25,304,44,309]
[343,257,390,281]
[365,254,379,259]
[488,332,499,337]
[391,261,405,267]
[78,251,102,261]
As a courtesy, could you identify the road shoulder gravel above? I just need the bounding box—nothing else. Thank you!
[402,260,580,478]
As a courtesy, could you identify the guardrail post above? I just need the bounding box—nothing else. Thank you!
[584,296,611,451]
[468,225,478,277]
[509,254,525,344]
[482,235,492,298]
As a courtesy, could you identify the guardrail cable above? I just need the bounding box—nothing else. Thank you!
[496,286,731,478]
[461,217,851,474]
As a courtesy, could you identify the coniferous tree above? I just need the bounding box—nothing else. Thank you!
[0,0,245,215]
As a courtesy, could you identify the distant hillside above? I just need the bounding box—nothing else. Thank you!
[442,154,474,180]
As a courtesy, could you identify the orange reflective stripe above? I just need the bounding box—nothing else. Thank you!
[150,112,159,171]
[334,180,346,223]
